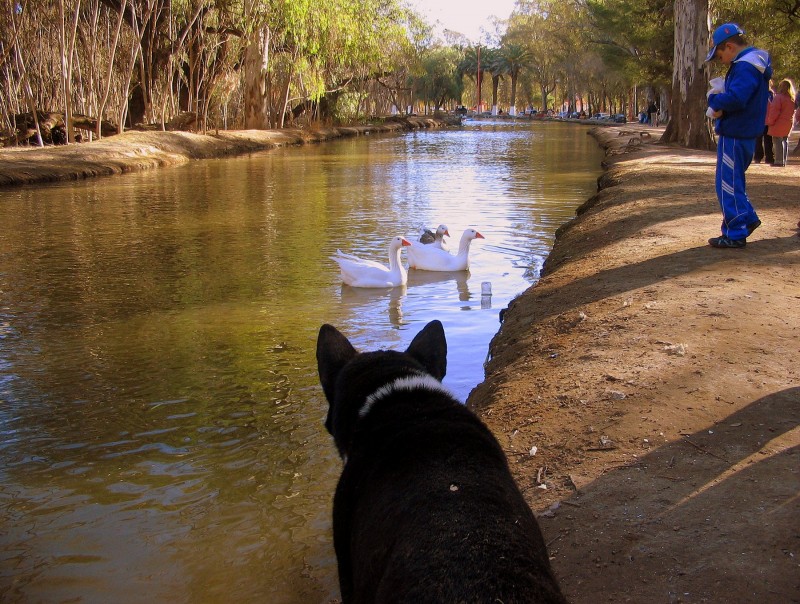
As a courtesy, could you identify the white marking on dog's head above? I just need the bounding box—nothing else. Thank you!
[358,373,455,419]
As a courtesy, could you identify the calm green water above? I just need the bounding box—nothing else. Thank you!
[0,120,602,603]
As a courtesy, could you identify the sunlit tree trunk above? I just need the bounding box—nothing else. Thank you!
[59,0,81,143]
[477,71,482,112]
[118,4,142,132]
[509,70,518,116]
[7,1,43,146]
[244,25,270,129]
[278,60,295,129]
[96,0,126,139]
[491,74,500,115]
[661,0,714,149]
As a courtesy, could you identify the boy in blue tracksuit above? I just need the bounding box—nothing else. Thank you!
[706,23,773,248]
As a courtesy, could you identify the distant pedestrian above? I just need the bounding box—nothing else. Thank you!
[754,80,775,164]
[765,79,795,167]
[705,23,773,249]
[647,101,658,126]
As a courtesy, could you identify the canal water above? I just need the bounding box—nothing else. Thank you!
[0,120,602,602]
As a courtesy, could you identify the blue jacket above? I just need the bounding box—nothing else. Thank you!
[708,47,773,139]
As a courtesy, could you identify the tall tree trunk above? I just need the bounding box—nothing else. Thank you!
[97,0,126,139]
[476,68,482,112]
[509,72,518,116]
[278,59,295,129]
[59,0,81,143]
[662,0,715,149]
[244,26,270,129]
[8,2,43,146]
[119,4,142,132]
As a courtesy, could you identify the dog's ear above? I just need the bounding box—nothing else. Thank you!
[317,324,358,404]
[406,320,447,381]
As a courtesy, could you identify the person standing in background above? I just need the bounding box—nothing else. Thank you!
[705,23,773,249]
[647,101,658,126]
[766,79,795,167]
[754,80,775,164]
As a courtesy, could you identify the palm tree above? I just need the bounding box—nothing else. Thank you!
[482,48,508,115]
[458,46,485,111]
[496,43,534,116]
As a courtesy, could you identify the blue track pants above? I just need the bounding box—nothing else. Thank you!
[715,135,759,240]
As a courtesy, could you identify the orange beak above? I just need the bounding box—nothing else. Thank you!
[401,238,412,246]
[475,231,485,239]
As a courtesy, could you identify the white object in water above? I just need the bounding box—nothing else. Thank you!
[331,236,412,288]
[407,228,485,272]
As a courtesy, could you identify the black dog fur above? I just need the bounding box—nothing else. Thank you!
[317,320,568,604]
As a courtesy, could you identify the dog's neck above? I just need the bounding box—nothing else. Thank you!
[358,373,454,419]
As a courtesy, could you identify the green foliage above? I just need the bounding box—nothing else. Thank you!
[712,0,800,79]
[503,2,572,110]
[413,46,464,109]
[584,0,673,87]
[496,44,534,79]
[3,0,796,136]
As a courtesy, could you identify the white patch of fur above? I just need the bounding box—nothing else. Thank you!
[358,373,454,419]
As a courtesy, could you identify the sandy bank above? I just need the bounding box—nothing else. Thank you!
[468,124,799,603]
[0,117,447,187]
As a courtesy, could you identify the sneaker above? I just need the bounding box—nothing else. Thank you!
[746,219,762,236]
[708,235,746,248]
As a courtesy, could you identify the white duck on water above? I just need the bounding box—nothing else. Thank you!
[407,228,484,272]
[331,236,412,288]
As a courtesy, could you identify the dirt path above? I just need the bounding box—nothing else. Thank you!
[468,125,800,603]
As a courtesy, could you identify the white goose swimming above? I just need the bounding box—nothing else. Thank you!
[418,224,450,250]
[331,236,412,288]
[407,228,484,272]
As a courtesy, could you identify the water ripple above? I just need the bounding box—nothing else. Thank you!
[0,121,601,603]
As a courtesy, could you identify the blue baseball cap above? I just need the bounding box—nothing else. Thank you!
[705,23,744,62]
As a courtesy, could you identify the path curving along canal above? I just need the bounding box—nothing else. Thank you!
[0,120,602,603]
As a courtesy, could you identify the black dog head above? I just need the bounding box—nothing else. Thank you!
[316,320,447,457]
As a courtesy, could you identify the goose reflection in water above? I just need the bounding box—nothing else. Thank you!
[406,269,472,302]
[338,284,407,327]
[337,269,476,329]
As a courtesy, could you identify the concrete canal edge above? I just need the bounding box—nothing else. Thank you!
[0,116,448,187]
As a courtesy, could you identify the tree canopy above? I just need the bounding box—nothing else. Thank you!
[1,0,797,148]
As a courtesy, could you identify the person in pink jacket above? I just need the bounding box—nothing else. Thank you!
[766,79,795,166]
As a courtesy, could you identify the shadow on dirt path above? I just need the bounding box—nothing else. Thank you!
[545,386,799,603]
